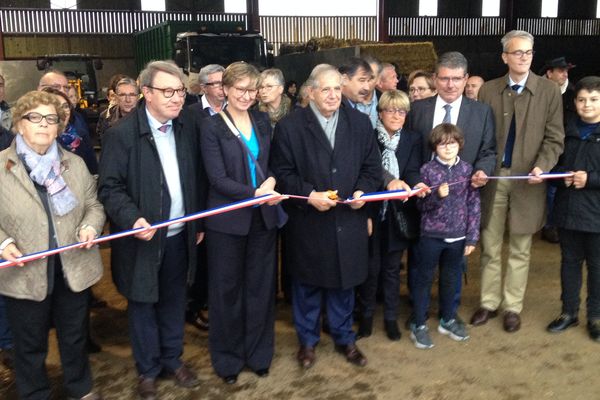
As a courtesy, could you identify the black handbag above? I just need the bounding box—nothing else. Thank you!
[389,200,419,240]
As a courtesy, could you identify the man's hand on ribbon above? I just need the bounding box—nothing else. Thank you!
[572,170,588,189]
[528,166,544,184]
[349,190,366,210]
[471,170,489,188]
[308,190,337,212]
[133,217,156,241]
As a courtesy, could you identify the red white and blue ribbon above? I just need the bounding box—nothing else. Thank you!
[0,172,574,269]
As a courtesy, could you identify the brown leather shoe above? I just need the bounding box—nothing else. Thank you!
[172,365,200,388]
[297,345,316,369]
[137,377,158,400]
[503,312,521,333]
[335,343,367,367]
[470,307,498,326]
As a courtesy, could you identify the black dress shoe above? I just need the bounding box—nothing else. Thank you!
[357,316,373,339]
[87,337,102,354]
[503,311,521,333]
[297,345,316,369]
[137,376,157,400]
[334,343,367,367]
[384,319,401,341]
[470,307,498,326]
[223,375,238,384]
[547,314,579,333]
[587,320,600,341]
[0,347,14,370]
[186,310,209,331]
[255,368,269,377]
[542,226,560,243]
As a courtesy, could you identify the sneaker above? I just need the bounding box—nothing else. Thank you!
[438,318,470,341]
[410,324,434,349]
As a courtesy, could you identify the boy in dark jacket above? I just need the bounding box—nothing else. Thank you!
[547,76,600,342]
[411,123,481,349]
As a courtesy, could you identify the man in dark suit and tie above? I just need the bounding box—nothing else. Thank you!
[406,51,497,323]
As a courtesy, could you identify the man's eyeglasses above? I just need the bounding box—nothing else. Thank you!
[40,83,71,92]
[22,112,60,124]
[382,108,407,117]
[117,93,139,99]
[436,76,466,84]
[232,86,258,97]
[203,81,223,88]
[505,49,535,58]
[147,86,186,98]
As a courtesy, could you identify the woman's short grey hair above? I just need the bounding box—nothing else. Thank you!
[306,64,342,89]
[198,64,225,84]
[138,60,185,89]
[115,77,139,93]
[259,68,285,87]
[501,30,534,52]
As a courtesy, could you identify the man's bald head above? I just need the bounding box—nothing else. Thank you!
[38,71,70,95]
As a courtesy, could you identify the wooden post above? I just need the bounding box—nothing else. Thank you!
[0,31,4,60]
[246,0,260,33]
[378,0,389,43]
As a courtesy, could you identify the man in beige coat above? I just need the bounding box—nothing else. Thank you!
[470,30,564,332]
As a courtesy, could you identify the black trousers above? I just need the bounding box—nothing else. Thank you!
[207,210,277,377]
[5,269,92,400]
[559,228,600,320]
[128,231,188,378]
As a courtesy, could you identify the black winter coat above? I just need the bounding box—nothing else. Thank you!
[271,105,382,289]
[98,101,200,302]
[552,116,600,233]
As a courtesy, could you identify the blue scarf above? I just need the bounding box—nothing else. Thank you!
[15,134,79,216]
[57,123,82,153]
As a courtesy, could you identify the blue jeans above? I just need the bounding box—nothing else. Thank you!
[413,237,465,326]
[0,295,13,349]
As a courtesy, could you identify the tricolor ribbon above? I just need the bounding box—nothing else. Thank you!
[0,172,574,269]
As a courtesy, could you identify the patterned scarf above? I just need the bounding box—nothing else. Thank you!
[259,94,292,127]
[376,119,401,219]
[57,123,82,153]
[15,134,79,216]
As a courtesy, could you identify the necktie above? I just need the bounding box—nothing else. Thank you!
[503,85,521,168]
[442,104,452,124]
[158,124,170,133]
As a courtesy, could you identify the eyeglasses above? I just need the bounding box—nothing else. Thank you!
[436,76,466,84]
[382,108,407,117]
[22,112,60,124]
[117,93,139,99]
[147,86,186,98]
[505,49,535,58]
[231,86,258,97]
[409,86,430,93]
[203,81,223,88]
[259,84,281,91]
[437,141,459,148]
[40,83,71,92]
[59,102,71,110]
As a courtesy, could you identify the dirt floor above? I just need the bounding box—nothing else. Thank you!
[1,234,599,400]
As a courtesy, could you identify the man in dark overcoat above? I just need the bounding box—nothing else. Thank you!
[271,64,382,369]
[98,61,202,398]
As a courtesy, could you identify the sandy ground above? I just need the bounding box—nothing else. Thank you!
[1,234,600,400]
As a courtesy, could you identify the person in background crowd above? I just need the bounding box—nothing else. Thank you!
[41,87,98,176]
[285,80,298,105]
[358,56,382,128]
[38,70,71,95]
[357,90,422,341]
[464,76,485,100]
[258,68,292,128]
[294,83,311,109]
[104,73,128,109]
[470,30,564,333]
[339,58,375,125]
[411,123,480,349]
[0,73,12,130]
[184,80,203,106]
[98,60,203,399]
[194,64,227,117]
[408,70,437,102]
[67,85,81,110]
[0,90,105,400]
[201,61,282,385]
[539,56,577,244]
[546,76,600,342]
[96,77,139,143]
[271,63,382,370]
[376,63,400,93]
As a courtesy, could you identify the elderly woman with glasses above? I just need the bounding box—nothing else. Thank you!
[201,61,283,384]
[96,76,139,143]
[258,68,291,127]
[357,89,423,341]
[0,90,105,400]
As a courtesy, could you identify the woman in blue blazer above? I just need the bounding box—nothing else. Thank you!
[200,62,282,384]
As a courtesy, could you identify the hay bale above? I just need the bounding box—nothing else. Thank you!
[359,42,437,74]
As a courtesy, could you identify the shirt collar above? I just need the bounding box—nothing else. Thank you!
[508,72,529,89]
[435,94,463,111]
[201,95,226,115]
[145,107,171,134]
